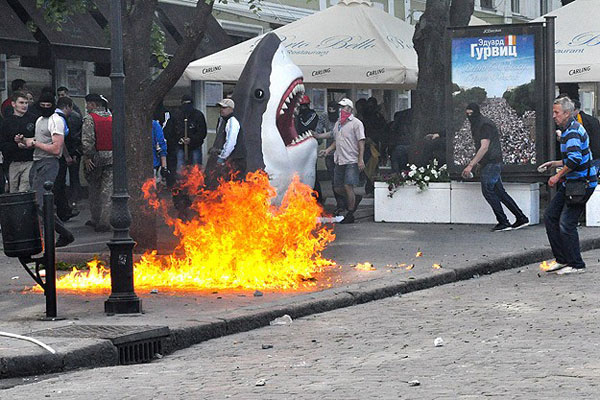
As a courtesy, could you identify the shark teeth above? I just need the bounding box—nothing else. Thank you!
[290,130,314,145]
[282,102,288,110]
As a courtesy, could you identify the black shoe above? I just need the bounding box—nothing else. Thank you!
[56,233,75,248]
[94,224,111,232]
[340,212,355,224]
[492,223,512,232]
[351,194,363,212]
[511,217,529,230]
[85,220,97,228]
[334,207,346,216]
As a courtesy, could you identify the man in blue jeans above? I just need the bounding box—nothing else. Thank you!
[539,96,597,275]
[461,103,529,232]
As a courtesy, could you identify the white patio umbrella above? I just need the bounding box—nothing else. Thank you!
[184,0,418,88]
[533,0,600,83]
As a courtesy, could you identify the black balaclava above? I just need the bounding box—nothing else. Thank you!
[327,101,339,123]
[466,102,481,124]
[38,92,56,118]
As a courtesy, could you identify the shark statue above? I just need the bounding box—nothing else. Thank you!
[232,32,318,201]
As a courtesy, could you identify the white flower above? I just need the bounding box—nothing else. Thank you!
[440,164,448,171]
[418,167,425,173]
[408,171,416,178]
[433,171,439,178]
[424,176,430,181]
[410,164,417,171]
[433,159,439,166]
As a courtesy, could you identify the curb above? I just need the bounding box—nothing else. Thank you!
[5,238,600,380]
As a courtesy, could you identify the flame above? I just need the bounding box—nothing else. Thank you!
[405,264,414,270]
[32,169,337,293]
[415,251,423,257]
[354,262,375,271]
[539,260,555,271]
[432,264,442,269]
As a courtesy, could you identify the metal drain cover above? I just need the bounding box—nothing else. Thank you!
[29,325,169,345]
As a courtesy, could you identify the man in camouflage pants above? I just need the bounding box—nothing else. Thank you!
[82,94,112,232]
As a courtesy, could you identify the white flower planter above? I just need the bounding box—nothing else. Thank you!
[374,181,540,225]
[450,182,539,225]
[374,182,451,223]
[586,189,600,226]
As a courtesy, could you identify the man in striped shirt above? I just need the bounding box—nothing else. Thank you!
[540,96,597,274]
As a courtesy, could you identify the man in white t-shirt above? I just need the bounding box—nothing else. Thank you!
[16,92,74,247]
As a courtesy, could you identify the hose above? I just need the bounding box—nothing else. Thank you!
[0,331,56,354]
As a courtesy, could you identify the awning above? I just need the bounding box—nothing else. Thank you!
[184,0,419,88]
[533,0,600,83]
[0,0,38,56]
[19,0,110,63]
[158,2,233,58]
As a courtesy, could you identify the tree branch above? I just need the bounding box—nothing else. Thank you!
[142,0,215,108]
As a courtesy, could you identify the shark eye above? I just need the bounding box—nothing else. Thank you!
[254,89,265,99]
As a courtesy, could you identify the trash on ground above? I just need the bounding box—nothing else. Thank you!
[11,276,19,280]
[354,262,376,271]
[262,344,273,349]
[434,337,444,347]
[270,314,293,325]
[254,290,263,297]
[408,380,420,386]
[150,289,159,294]
[255,379,266,386]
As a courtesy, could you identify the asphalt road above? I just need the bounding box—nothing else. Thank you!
[2,251,600,399]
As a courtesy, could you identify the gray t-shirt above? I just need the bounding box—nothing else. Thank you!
[34,114,65,161]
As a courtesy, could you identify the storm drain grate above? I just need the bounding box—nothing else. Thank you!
[29,325,170,365]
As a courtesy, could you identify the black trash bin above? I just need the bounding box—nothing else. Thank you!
[0,191,42,257]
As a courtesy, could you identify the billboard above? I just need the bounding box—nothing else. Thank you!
[447,24,547,178]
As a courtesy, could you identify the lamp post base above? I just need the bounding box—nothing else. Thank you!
[105,293,142,314]
[105,240,142,314]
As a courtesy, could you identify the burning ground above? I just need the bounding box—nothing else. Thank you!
[32,169,337,294]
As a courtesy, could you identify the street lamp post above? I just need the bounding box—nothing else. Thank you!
[105,0,142,314]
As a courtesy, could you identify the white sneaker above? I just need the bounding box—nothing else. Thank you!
[556,266,585,275]
[546,262,569,272]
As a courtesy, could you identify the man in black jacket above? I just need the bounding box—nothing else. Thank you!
[0,91,36,192]
[168,95,207,174]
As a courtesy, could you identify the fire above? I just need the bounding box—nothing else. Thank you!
[539,260,555,271]
[33,169,336,293]
[354,262,375,271]
[432,264,442,269]
[415,251,423,257]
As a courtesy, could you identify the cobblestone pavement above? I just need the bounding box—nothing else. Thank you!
[3,252,600,399]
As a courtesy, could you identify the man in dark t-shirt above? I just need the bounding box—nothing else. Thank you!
[461,102,528,232]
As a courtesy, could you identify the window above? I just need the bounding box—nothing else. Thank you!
[480,0,494,9]
[511,0,520,13]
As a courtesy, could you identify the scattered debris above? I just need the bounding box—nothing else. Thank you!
[254,290,263,297]
[415,251,423,257]
[150,289,159,294]
[216,296,222,299]
[432,264,442,269]
[11,276,19,280]
[270,314,293,326]
[354,262,376,271]
[408,380,421,387]
[154,353,163,359]
[262,344,273,349]
[405,264,414,271]
[255,379,266,386]
[434,337,444,347]
[472,274,480,279]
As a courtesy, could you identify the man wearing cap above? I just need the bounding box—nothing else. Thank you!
[461,102,528,232]
[205,99,243,189]
[320,98,365,224]
[81,93,113,232]
[16,92,75,247]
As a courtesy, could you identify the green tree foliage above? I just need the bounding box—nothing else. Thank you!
[503,80,536,116]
